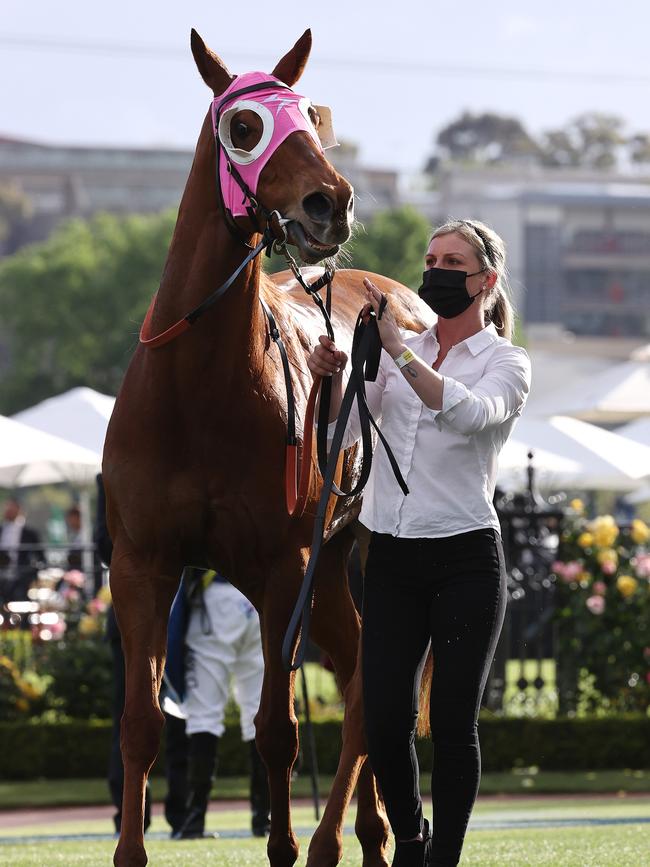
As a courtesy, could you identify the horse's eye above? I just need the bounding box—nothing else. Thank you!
[236,122,249,137]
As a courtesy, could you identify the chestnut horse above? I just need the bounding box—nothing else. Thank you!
[104,28,431,867]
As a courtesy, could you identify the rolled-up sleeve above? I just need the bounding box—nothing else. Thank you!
[438,347,531,435]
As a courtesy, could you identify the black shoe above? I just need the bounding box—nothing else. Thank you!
[173,732,218,841]
[392,819,431,867]
[249,740,271,838]
[422,819,432,866]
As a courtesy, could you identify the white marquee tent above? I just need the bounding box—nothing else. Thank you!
[529,357,650,425]
[0,415,101,488]
[498,414,650,492]
[13,387,115,455]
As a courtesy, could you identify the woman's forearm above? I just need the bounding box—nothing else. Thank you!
[390,344,445,410]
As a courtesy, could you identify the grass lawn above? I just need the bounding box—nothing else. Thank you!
[0,797,648,865]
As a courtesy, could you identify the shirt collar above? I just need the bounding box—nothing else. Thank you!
[426,321,500,356]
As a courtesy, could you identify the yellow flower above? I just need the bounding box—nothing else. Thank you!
[578,532,594,548]
[630,519,650,545]
[78,615,100,636]
[97,586,112,604]
[616,575,638,598]
[570,499,584,513]
[15,698,29,713]
[578,571,593,585]
[590,515,619,548]
[597,548,618,567]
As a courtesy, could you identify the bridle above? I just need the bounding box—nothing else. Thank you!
[139,74,332,346]
[137,73,407,671]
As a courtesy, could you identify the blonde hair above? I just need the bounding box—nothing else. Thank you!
[430,218,515,340]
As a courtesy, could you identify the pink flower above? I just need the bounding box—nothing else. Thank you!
[63,570,86,588]
[552,561,567,577]
[62,587,80,603]
[643,647,650,661]
[87,598,107,616]
[49,619,67,638]
[632,554,650,578]
[586,595,606,615]
[564,561,583,580]
[592,581,607,596]
[600,560,617,575]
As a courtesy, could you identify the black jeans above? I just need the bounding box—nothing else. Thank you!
[362,528,507,866]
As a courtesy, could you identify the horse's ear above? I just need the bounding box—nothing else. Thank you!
[190,29,234,95]
[271,29,312,87]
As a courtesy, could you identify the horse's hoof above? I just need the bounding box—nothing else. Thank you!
[113,842,148,867]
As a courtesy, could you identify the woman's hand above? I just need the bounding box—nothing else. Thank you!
[307,335,348,379]
[362,278,404,358]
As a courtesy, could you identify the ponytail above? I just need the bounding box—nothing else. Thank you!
[485,286,514,340]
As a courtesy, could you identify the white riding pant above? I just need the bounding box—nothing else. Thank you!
[183,580,264,741]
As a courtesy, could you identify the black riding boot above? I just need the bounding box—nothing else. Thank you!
[392,818,432,867]
[249,740,271,837]
[172,731,218,840]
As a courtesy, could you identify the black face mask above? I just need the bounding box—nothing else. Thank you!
[418,267,486,319]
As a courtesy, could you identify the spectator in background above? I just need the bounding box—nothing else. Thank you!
[64,505,83,572]
[0,496,44,605]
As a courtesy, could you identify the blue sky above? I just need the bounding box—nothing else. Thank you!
[3,0,650,172]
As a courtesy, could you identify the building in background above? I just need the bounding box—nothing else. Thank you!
[413,165,650,339]
[3,134,650,340]
[0,135,192,255]
[0,136,400,257]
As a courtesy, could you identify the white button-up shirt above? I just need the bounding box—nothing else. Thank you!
[328,322,531,539]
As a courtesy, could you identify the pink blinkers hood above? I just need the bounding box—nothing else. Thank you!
[211,72,335,218]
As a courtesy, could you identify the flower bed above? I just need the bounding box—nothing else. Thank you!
[552,502,649,713]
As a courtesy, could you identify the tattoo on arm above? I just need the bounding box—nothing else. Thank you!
[404,364,418,378]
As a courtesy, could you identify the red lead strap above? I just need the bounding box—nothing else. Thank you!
[285,376,320,518]
[139,292,192,348]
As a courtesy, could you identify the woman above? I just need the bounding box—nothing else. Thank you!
[308,219,531,866]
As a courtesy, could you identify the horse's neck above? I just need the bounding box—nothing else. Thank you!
[150,120,265,372]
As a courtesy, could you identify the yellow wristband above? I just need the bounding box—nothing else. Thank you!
[393,348,415,370]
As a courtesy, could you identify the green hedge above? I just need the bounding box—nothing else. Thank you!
[0,716,648,781]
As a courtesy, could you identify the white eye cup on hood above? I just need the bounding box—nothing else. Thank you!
[218,100,275,165]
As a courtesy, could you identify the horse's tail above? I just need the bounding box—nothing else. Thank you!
[416,647,433,738]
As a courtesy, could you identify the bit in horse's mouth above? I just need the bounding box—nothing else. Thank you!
[287,221,340,263]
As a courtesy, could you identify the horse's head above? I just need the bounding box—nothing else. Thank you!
[191,29,354,265]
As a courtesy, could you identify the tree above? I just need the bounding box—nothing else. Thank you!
[539,113,626,170]
[0,204,432,414]
[628,133,650,166]
[345,206,432,290]
[0,211,175,414]
[0,184,32,254]
[426,111,539,170]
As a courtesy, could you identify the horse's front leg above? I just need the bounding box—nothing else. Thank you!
[255,549,309,867]
[111,541,180,867]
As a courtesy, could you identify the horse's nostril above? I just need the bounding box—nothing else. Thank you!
[302,192,334,224]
